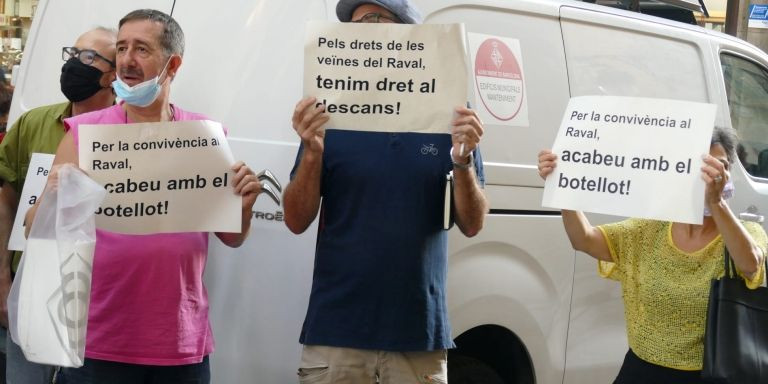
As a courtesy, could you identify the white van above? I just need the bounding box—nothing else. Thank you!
[11,0,768,383]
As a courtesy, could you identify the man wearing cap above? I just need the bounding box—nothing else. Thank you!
[284,0,488,382]
[0,27,117,384]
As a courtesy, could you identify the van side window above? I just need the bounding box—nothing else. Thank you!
[721,54,768,179]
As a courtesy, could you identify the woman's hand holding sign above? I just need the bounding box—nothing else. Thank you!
[701,152,730,209]
[537,148,612,262]
[538,149,557,180]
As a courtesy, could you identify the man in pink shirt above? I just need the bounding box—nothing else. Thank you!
[27,9,262,384]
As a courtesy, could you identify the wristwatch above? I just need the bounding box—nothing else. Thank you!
[452,151,474,170]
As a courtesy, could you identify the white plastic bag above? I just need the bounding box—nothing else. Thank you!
[8,164,106,367]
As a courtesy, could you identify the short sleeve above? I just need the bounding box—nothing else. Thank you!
[62,117,80,151]
[473,147,485,188]
[289,143,304,181]
[596,218,645,282]
[0,114,25,190]
[741,221,768,289]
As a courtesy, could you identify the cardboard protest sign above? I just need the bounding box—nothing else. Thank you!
[304,21,467,134]
[542,96,716,224]
[468,32,528,127]
[8,153,54,251]
[78,120,241,234]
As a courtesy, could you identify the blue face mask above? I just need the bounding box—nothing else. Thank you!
[112,59,171,107]
[704,181,734,217]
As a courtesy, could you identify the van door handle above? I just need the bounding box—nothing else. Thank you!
[739,205,765,223]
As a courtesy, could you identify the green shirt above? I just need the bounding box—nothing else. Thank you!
[0,102,71,272]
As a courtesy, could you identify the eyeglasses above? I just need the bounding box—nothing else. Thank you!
[62,47,115,68]
[351,12,401,24]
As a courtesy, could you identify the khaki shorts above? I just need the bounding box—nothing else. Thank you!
[297,345,447,384]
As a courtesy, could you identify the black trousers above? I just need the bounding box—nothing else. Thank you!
[56,356,210,384]
[613,349,714,384]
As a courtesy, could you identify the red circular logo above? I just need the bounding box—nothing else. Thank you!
[474,38,525,121]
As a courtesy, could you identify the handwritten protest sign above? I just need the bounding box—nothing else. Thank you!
[304,21,467,133]
[542,96,716,224]
[8,153,54,250]
[79,120,240,234]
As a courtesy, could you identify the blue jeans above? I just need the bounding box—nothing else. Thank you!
[56,356,210,384]
[5,330,55,384]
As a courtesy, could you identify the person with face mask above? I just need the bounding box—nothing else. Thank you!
[537,126,768,384]
[0,27,117,384]
[24,9,262,384]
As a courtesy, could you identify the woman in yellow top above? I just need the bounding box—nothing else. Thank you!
[537,126,767,384]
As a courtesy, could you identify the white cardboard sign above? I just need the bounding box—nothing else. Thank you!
[8,153,54,251]
[304,21,467,134]
[542,96,717,224]
[78,120,241,234]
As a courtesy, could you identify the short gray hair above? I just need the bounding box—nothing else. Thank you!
[92,26,117,37]
[119,9,184,57]
[711,126,738,164]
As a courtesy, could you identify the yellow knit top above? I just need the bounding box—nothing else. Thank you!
[597,219,768,370]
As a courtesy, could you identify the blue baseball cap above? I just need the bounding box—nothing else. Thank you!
[336,0,423,24]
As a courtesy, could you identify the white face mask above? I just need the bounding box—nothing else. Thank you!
[112,58,171,107]
[704,181,734,216]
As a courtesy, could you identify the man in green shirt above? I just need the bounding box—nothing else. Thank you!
[0,27,117,384]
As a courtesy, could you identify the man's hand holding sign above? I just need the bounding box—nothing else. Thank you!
[26,119,262,246]
[287,12,488,236]
[18,10,269,379]
[77,120,252,236]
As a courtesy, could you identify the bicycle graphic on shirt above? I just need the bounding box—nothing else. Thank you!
[421,144,439,156]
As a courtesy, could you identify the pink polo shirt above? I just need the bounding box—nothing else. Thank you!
[64,104,216,365]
